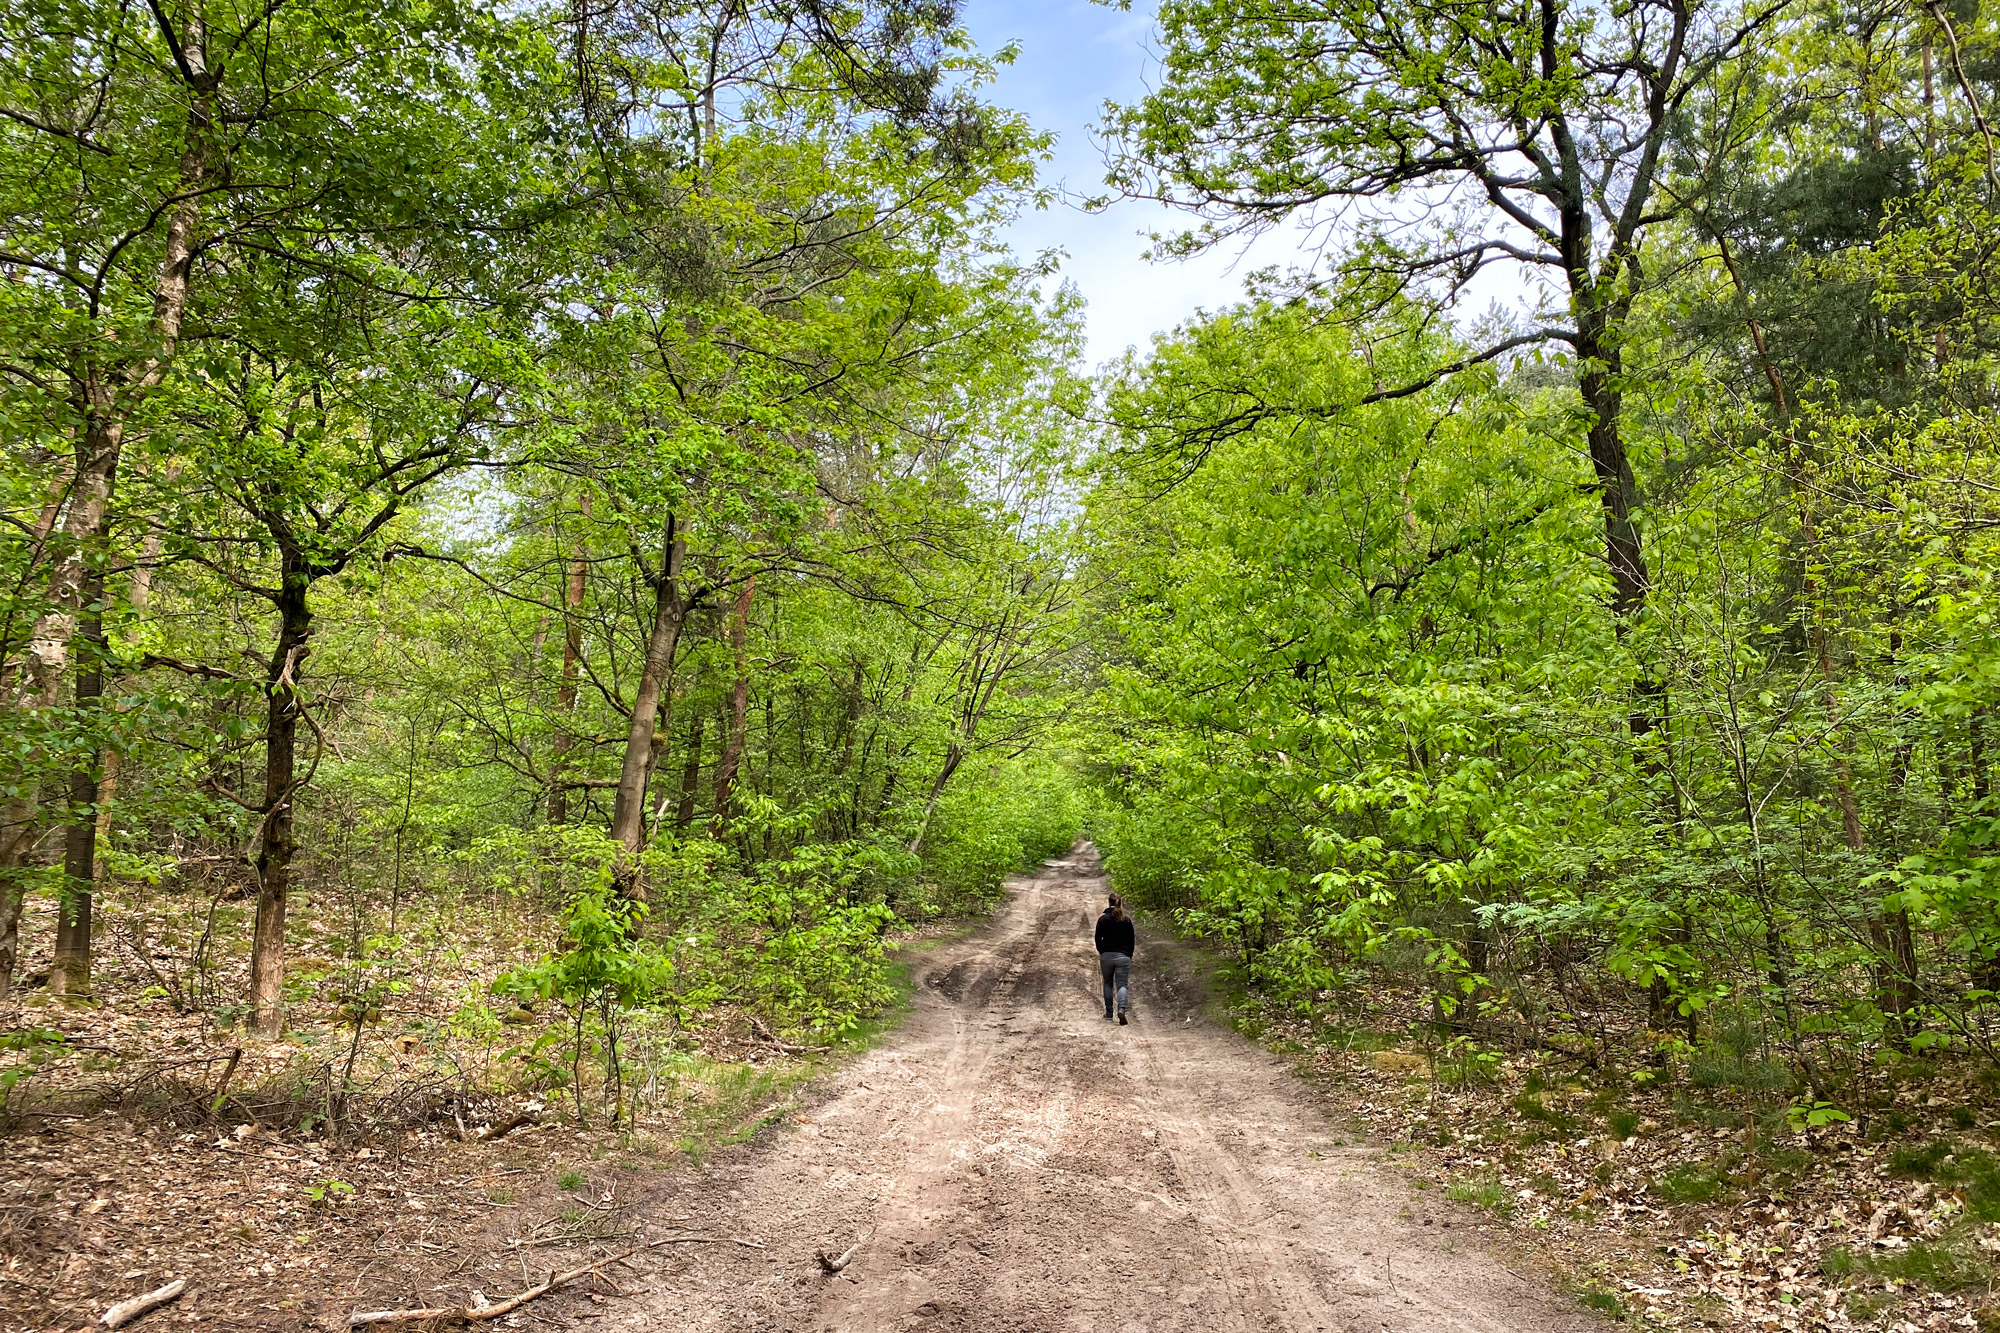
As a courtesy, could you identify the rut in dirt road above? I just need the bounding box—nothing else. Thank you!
[609,845,1604,1332]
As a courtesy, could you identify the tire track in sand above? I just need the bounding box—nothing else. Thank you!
[603,846,1605,1333]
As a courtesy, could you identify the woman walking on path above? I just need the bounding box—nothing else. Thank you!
[1096,894,1135,1024]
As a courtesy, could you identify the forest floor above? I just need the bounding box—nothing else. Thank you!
[34,844,1979,1331]
[1237,978,2000,1332]
[1,844,1604,1333]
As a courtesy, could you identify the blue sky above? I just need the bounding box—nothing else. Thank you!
[958,0,1310,368]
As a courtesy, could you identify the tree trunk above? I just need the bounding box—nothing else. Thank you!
[49,569,106,996]
[548,520,589,825]
[608,518,685,861]
[0,414,124,997]
[674,712,705,831]
[709,577,755,836]
[248,564,313,1038]
[831,661,864,838]
[907,743,963,857]
[0,22,211,995]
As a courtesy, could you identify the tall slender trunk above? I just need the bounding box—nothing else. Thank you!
[608,518,685,864]
[0,18,211,995]
[0,415,123,996]
[831,661,864,839]
[640,689,675,836]
[906,743,964,857]
[709,577,755,836]
[549,518,589,825]
[249,562,312,1038]
[674,712,705,831]
[55,528,165,995]
[49,569,105,996]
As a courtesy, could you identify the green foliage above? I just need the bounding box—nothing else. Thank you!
[1787,1100,1853,1132]
[1446,1175,1512,1214]
[498,847,674,1124]
[0,1027,68,1123]
[1575,1284,1627,1319]
[1857,1239,1993,1294]
[1652,1162,1730,1205]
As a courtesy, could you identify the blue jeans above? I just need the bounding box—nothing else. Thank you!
[1099,952,1131,1016]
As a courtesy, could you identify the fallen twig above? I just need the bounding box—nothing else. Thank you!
[815,1240,860,1274]
[101,1278,187,1328]
[209,1047,242,1116]
[445,1110,539,1143]
[345,1246,639,1326]
[508,1230,634,1249]
[748,1016,827,1054]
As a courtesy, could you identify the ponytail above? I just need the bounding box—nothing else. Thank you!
[1107,892,1128,923]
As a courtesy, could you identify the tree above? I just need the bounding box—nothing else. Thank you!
[0,0,566,993]
[1104,0,1797,678]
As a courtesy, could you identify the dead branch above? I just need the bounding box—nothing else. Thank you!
[209,1047,242,1115]
[815,1240,860,1273]
[444,1109,538,1143]
[345,1245,639,1326]
[748,1015,824,1054]
[508,1230,633,1248]
[101,1277,187,1328]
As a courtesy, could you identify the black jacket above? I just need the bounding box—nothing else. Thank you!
[1095,911,1136,957]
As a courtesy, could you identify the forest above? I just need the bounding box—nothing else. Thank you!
[7,0,2000,1326]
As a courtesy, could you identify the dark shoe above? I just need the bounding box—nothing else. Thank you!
[1118,1012,1128,1025]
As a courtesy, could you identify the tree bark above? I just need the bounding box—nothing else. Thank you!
[0,19,211,995]
[49,569,106,996]
[674,712,704,831]
[709,577,755,836]
[608,518,685,861]
[549,528,589,826]
[248,562,313,1038]
[906,743,963,857]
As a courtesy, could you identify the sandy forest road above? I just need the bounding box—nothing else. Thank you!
[609,845,1603,1332]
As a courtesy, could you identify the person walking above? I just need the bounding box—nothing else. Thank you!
[1095,893,1135,1024]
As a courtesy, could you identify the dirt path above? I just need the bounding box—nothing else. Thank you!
[606,846,1603,1332]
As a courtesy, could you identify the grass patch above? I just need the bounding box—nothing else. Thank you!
[1606,1109,1640,1139]
[1510,1092,1577,1133]
[1875,1143,2000,1222]
[1575,1283,1626,1318]
[1446,1175,1513,1214]
[556,1169,586,1191]
[1861,1238,1993,1293]
[1652,1161,1729,1204]
[1889,1139,1952,1179]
